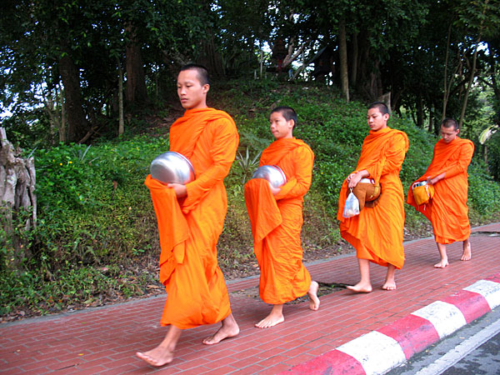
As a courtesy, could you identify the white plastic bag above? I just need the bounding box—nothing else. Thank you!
[343,189,360,218]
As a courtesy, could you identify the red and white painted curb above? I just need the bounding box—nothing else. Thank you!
[282,273,500,375]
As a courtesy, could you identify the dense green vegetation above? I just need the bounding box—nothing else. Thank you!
[1,81,499,318]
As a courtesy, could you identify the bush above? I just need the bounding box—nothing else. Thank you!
[30,136,169,268]
[468,159,500,217]
[3,79,500,317]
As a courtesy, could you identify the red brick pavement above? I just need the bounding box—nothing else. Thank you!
[1,223,499,374]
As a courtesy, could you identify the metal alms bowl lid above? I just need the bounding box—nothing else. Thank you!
[252,165,287,188]
[359,178,375,184]
[412,181,428,189]
[150,151,195,185]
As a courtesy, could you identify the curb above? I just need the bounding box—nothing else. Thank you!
[281,272,500,375]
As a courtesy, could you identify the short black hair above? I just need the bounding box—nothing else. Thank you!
[441,118,459,131]
[270,106,298,128]
[179,64,210,85]
[368,101,389,115]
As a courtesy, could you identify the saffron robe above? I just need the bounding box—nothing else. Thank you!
[245,138,314,304]
[337,127,409,269]
[407,137,474,244]
[145,108,239,329]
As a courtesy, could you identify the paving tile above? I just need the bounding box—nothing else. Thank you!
[1,230,499,374]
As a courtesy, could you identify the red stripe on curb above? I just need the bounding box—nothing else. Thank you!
[281,349,365,375]
[441,290,491,323]
[485,272,500,284]
[377,314,439,360]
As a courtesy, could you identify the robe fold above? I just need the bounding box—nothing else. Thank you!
[407,137,474,244]
[245,138,314,304]
[337,127,409,269]
[145,107,239,329]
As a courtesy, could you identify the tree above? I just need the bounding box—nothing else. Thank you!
[454,0,500,127]
[0,0,211,144]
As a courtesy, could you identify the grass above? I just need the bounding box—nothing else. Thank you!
[1,78,499,320]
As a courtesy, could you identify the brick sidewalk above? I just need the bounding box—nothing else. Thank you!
[1,223,499,375]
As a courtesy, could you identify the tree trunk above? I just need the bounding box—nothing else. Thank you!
[442,22,452,121]
[350,32,359,87]
[428,105,434,132]
[417,95,424,128]
[0,128,36,270]
[118,59,125,136]
[200,34,225,80]
[339,20,350,102]
[60,88,66,143]
[59,51,88,143]
[125,25,148,105]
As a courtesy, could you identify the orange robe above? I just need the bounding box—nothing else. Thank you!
[407,137,474,244]
[337,127,409,269]
[144,108,239,329]
[245,138,314,304]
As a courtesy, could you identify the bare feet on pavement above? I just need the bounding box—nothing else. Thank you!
[308,281,320,311]
[203,316,240,345]
[346,282,372,293]
[136,346,174,367]
[255,314,284,329]
[461,242,472,261]
[434,259,449,268]
[382,281,396,290]
[255,305,285,329]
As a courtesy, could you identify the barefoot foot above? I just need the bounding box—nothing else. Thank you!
[346,283,372,293]
[461,242,471,261]
[136,346,174,367]
[434,259,449,268]
[308,281,320,311]
[255,313,285,329]
[382,281,396,291]
[203,317,240,345]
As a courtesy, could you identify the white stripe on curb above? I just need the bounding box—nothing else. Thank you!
[337,331,406,375]
[283,274,500,375]
[411,301,467,339]
[464,280,500,309]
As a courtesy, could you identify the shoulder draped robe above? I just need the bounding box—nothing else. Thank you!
[407,137,474,244]
[245,138,314,304]
[145,108,239,329]
[337,127,409,269]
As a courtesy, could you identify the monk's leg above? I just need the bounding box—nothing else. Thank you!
[382,264,397,290]
[347,258,372,293]
[136,325,182,367]
[255,304,285,328]
[308,281,320,311]
[203,313,240,345]
[461,238,471,261]
[434,242,449,268]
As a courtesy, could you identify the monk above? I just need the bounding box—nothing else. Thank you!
[245,106,320,329]
[407,118,474,268]
[338,102,409,292]
[137,64,240,367]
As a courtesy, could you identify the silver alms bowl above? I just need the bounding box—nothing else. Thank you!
[252,165,287,188]
[150,151,195,184]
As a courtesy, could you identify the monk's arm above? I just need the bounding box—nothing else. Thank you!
[429,142,474,183]
[183,119,239,208]
[274,146,314,200]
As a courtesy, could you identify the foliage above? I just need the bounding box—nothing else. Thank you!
[467,159,500,216]
[0,265,156,316]
[31,136,168,267]
[2,80,500,319]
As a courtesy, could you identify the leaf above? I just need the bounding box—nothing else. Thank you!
[479,125,498,144]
